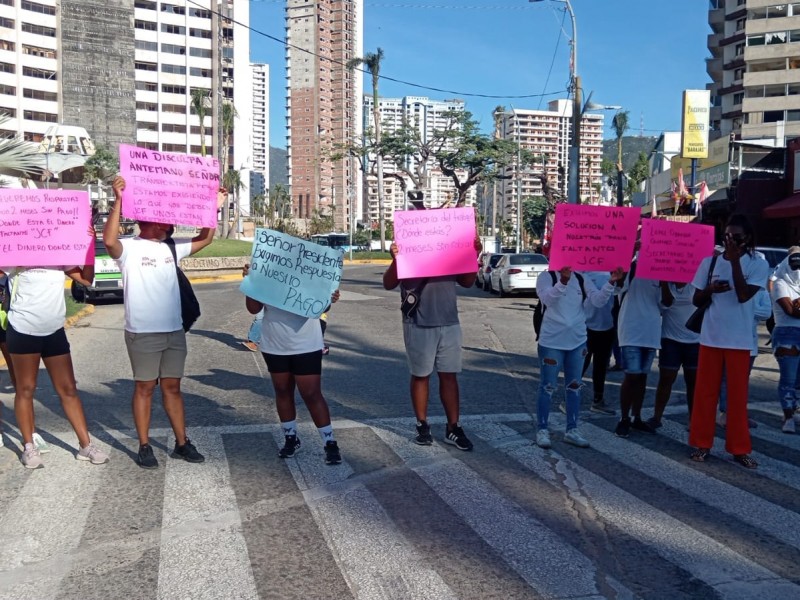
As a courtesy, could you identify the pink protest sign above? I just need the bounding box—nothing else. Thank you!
[119,144,220,228]
[394,207,477,278]
[637,219,715,283]
[548,204,640,271]
[0,189,92,266]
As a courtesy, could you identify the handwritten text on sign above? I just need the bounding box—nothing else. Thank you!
[119,144,219,228]
[394,207,476,278]
[548,204,640,271]
[637,219,715,283]
[239,229,343,318]
[0,189,92,266]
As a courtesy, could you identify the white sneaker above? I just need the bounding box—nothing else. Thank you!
[32,432,50,453]
[76,443,109,464]
[782,418,796,434]
[21,443,43,469]
[558,402,567,415]
[564,428,591,448]
[536,429,552,449]
[716,411,726,427]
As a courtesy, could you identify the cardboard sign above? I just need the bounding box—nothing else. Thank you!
[548,204,640,271]
[0,189,92,266]
[119,144,220,228]
[394,207,477,278]
[240,228,343,318]
[637,219,715,283]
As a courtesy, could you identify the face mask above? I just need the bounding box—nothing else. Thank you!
[789,255,800,271]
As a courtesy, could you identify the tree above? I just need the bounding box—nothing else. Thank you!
[348,48,386,251]
[220,101,238,237]
[250,194,266,226]
[522,196,549,240]
[222,167,245,239]
[81,145,119,184]
[611,111,630,168]
[0,114,42,180]
[190,89,211,157]
[626,151,650,197]
[308,209,335,236]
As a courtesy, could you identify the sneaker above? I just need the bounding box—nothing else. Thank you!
[32,432,50,453]
[535,429,552,449]
[414,421,433,446]
[76,443,109,465]
[324,440,342,465]
[173,438,205,463]
[716,411,727,427]
[444,424,473,451]
[645,417,663,430]
[21,443,43,469]
[631,417,656,434]
[783,418,796,434]
[608,363,623,372]
[278,434,302,458]
[558,402,567,415]
[590,399,615,415]
[564,428,590,448]
[137,444,159,469]
[614,418,631,438]
[241,341,259,352]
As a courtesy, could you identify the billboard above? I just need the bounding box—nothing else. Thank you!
[681,90,711,159]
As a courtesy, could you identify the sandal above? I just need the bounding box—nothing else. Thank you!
[734,454,758,469]
[690,448,711,462]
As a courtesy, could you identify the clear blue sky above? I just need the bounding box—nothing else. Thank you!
[249,0,711,148]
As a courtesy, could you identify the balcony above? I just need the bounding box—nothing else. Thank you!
[709,6,724,34]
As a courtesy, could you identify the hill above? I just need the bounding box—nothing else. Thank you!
[269,146,288,187]
[602,136,658,171]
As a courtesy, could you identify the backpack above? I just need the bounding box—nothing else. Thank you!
[165,238,201,332]
[533,271,586,341]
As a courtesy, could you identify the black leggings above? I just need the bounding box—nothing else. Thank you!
[583,328,615,400]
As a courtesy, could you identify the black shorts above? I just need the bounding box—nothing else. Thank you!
[6,324,70,358]
[262,350,322,376]
[0,325,6,344]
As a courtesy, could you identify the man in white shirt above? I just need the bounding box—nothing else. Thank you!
[103,176,226,469]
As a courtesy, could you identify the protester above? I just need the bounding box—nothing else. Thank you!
[241,309,264,352]
[242,265,342,464]
[769,245,800,433]
[103,176,226,469]
[0,271,16,390]
[1,241,109,468]
[536,266,624,449]
[382,234,481,451]
[689,214,769,469]
[647,281,700,429]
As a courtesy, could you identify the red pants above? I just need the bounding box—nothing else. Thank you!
[689,345,752,456]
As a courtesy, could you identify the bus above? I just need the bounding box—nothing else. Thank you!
[310,233,354,252]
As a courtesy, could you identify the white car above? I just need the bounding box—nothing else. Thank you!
[490,253,550,297]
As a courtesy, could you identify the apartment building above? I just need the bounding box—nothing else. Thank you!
[0,0,251,203]
[707,0,800,141]
[495,100,604,225]
[250,62,269,202]
[286,0,363,232]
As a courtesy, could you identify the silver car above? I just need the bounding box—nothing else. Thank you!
[490,253,550,297]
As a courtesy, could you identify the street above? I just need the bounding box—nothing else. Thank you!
[0,264,798,600]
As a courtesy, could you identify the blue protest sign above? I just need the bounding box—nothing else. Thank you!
[239,228,343,318]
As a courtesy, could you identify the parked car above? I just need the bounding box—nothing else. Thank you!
[490,253,550,297]
[71,237,127,302]
[478,252,509,292]
[756,246,788,271]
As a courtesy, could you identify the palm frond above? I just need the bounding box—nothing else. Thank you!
[0,115,42,176]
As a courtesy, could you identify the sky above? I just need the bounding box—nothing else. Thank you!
[249,0,711,149]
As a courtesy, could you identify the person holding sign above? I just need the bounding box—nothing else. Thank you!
[535,266,624,449]
[689,215,769,469]
[103,176,226,469]
[3,246,110,469]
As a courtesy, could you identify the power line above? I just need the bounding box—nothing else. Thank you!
[537,5,567,110]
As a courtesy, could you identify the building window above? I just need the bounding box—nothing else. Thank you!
[23,88,57,102]
[764,110,784,123]
[0,39,13,51]
[134,19,156,31]
[189,7,211,18]
[134,0,156,9]
[222,47,233,60]
[764,84,785,97]
[0,16,13,29]
[23,110,57,122]
[22,44,55,58]
[0,108,15,118]
[135,61,157,72]
[22,66,55,79]
[0,0,13,6]
[735,42,745,56]
[189,47,212,58]
[161,84,186,95]
[162,104,186,114]
[0,83,15,95]
[770,4,789,18]
[788,110,800,121]
[189,67,211,78]
[733,92,745,104]
[189,27,212,39]
[140,142,158,150]
[135,40,158,52]
[136,101,157,111]
[161,123,186,133]
[162,23,186,35]
[21,0,55,15]
[161,3,185,15]
[135,81,157,92]
[161,43,186,55]
[162,143,186,152]
[734,67,745,80]
[136,121,157,131]
[161,63,186,75]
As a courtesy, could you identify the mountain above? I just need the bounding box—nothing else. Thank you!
[602,136,658,171]
[269,146,288,187]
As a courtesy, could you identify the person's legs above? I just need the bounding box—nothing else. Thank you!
[1,341,16,389]
[689,345,724,452]
[582,329,596,378]
[537,345,564,431]
[159,377,187,446]
[563,345,586,431]
[724,349,755,459]
[295,373,332,427]
[590,329,614,402]
[773,327,800,426]
[653,368,679,423]
[631,348,655,421]
[132,379,158,446]
[247,310,264,344]
[438,372,460,426]
[269,371,298,423]
[11,352,41,446]
[42,353,90,448]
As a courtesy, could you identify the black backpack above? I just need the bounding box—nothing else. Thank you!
[533,271,586,341]
[165,238,201,332]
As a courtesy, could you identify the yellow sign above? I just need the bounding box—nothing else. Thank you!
[681,90,711,159]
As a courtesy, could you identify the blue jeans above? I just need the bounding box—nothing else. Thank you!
[719,355,756,413]
[772,326,800,412]
[621,346,656,375]
[538,344,586,431]
[247,309,264,344]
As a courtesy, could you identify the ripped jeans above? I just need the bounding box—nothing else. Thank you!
[772,326,800,412]
[538,343,586,431]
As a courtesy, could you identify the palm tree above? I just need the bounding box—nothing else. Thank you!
[0,115,42,181]
[611,110,630,206]
[348,48,386,250]
[222,168,244,239]
[190,89,210,157]
[220,101,238,237]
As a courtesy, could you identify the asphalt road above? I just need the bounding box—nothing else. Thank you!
[0,264,798,599]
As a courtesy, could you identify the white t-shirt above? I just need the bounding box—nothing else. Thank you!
[691,253,770,350]
[117,237,192,333]
[583,271,615,332]
[2,267,74,336]
[661,283,700,344]
[259,305,324,355]
[771,268,800,329]
[536,270,615,351]
[617,273,663,349]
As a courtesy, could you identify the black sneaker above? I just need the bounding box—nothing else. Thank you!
[172,438,205,463]
[414,421,433,446]
[631,417,656,434]
[324,440,342,465]
[614,418,631,438]
[645,416,663,430]
[444,424,473,451]
[137,444,159,469]
[278,435,301,458]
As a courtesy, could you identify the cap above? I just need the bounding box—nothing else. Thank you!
[789,246,800,257]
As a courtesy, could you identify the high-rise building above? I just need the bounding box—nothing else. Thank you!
[250,62,269,203]
[286,0,362,232]
[0,0,251,196]
[495,100,604,226]
[707,0,800,141]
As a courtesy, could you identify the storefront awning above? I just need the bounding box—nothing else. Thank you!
[763,192,800,219]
